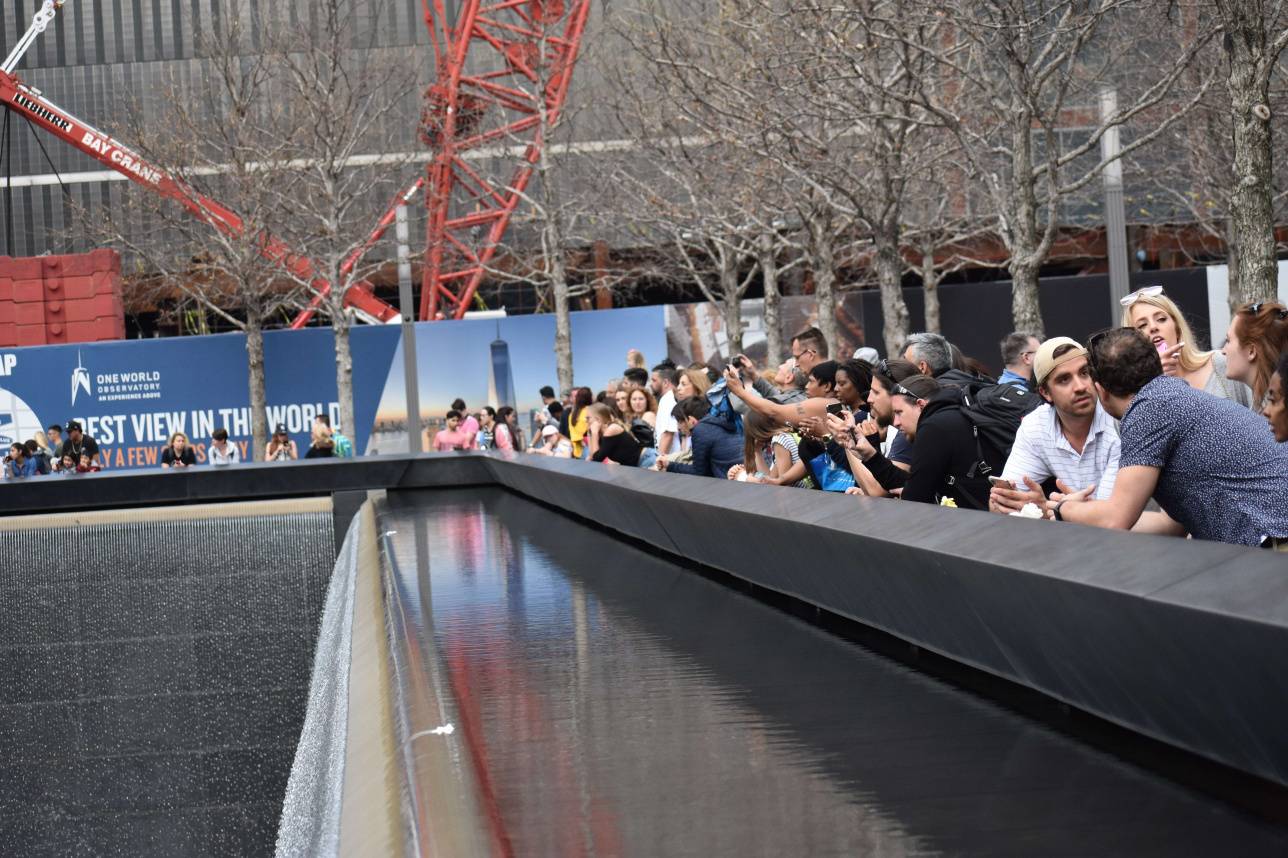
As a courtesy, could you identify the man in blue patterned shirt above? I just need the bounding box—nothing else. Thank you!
[1049,327,1288,549]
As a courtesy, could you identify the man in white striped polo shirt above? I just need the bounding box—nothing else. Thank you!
[990,337,1120,514]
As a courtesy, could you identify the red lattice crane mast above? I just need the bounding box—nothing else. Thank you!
[1,0,592,328]
[416,0,593,321]
[290,0,594,327]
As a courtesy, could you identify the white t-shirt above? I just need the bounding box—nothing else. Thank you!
[654,390,678,455]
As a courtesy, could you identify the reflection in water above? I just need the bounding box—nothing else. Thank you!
[383,489,1288,857]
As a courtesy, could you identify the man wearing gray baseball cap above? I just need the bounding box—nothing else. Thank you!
[989,336,1121,514]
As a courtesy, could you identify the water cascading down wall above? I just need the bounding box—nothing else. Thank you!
[0,499,336,855]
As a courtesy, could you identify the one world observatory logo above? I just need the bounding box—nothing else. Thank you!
[71,351,92,406]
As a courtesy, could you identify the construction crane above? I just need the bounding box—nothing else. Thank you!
[0,0,592,326]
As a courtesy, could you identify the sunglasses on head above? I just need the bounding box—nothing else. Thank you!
[1085,326,1142,378]
[1244,302,1288,320]
[1119,284,1164,307]
[892,382,922,400]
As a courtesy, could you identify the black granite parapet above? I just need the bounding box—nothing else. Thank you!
[8,452,1288,793]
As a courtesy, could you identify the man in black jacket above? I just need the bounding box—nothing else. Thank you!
[893,375,999,509]
[658,396,744,478]
[902,332,994,388]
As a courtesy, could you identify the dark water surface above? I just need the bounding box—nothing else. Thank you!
[383,488,1288,857]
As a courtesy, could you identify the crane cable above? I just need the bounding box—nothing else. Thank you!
[0,104,74,256]
[2,107,12,255]
[22,111,73,203]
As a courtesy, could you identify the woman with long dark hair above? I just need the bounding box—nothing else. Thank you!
[568,387,594,459]
[495,406,522,451]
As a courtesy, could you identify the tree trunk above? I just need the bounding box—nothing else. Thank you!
[1225,215,1242,311]
[551,246,574,392]
[807,210,839,357]
[1224,23,1277,306]
[721,255,744,355]
[330,297,356,442]
[1008,116,1047,337]
[922,249,942,335]
[1010,260,1044,336]
[245,307,268,462]
[874,224,909,356]
[759,231,782,366]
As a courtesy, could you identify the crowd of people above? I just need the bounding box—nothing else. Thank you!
[504,291,1288,552]
[2,414,355,478]
[4,421,103,478]
[6,287,1285,553]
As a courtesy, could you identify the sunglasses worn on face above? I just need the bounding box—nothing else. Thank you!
[1119,284,1164,307]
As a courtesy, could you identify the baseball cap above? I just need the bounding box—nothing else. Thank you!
[66,420,82,432]
[1033,337,1088,386]
[275,423,288,435]
[853,347,880,365]
[541,424,559,437]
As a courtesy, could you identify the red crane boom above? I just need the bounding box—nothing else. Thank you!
[0,69,400,323]
[2,0,594,328]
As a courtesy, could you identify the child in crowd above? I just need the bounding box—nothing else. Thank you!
[77,452,100,473]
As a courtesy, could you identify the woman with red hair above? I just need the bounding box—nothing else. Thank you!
[1223,301,1288,408]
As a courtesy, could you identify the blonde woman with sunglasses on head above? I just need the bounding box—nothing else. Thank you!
[1120,285,1252,407]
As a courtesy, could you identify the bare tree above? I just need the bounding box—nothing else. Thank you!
[884,0,1218,334]
[477,17,622,393]
[614,0,941,356]
[616,142,764,355]
[604,3,782,357]
[901,151,1003,334]
[272,0,420,439]
[83,1,304,459]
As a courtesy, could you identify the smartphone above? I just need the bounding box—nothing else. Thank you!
[988,476,1014,489]
[826,403,848,417]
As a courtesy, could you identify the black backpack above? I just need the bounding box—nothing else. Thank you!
[629,418,655,449]
[956,381,1043,477]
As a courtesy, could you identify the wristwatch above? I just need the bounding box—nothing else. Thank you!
[1053,499,1068,522]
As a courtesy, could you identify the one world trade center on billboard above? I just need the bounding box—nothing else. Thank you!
[488,323,516,410]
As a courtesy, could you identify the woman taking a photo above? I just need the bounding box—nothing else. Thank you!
[266,424,299,461]
[1121,287,1252,405]
[586,402,643,466]
[161,432,196,469]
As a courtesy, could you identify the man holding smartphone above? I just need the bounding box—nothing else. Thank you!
[990,337,1120,514]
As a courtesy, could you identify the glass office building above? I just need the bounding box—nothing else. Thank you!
[0,1,432,259]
